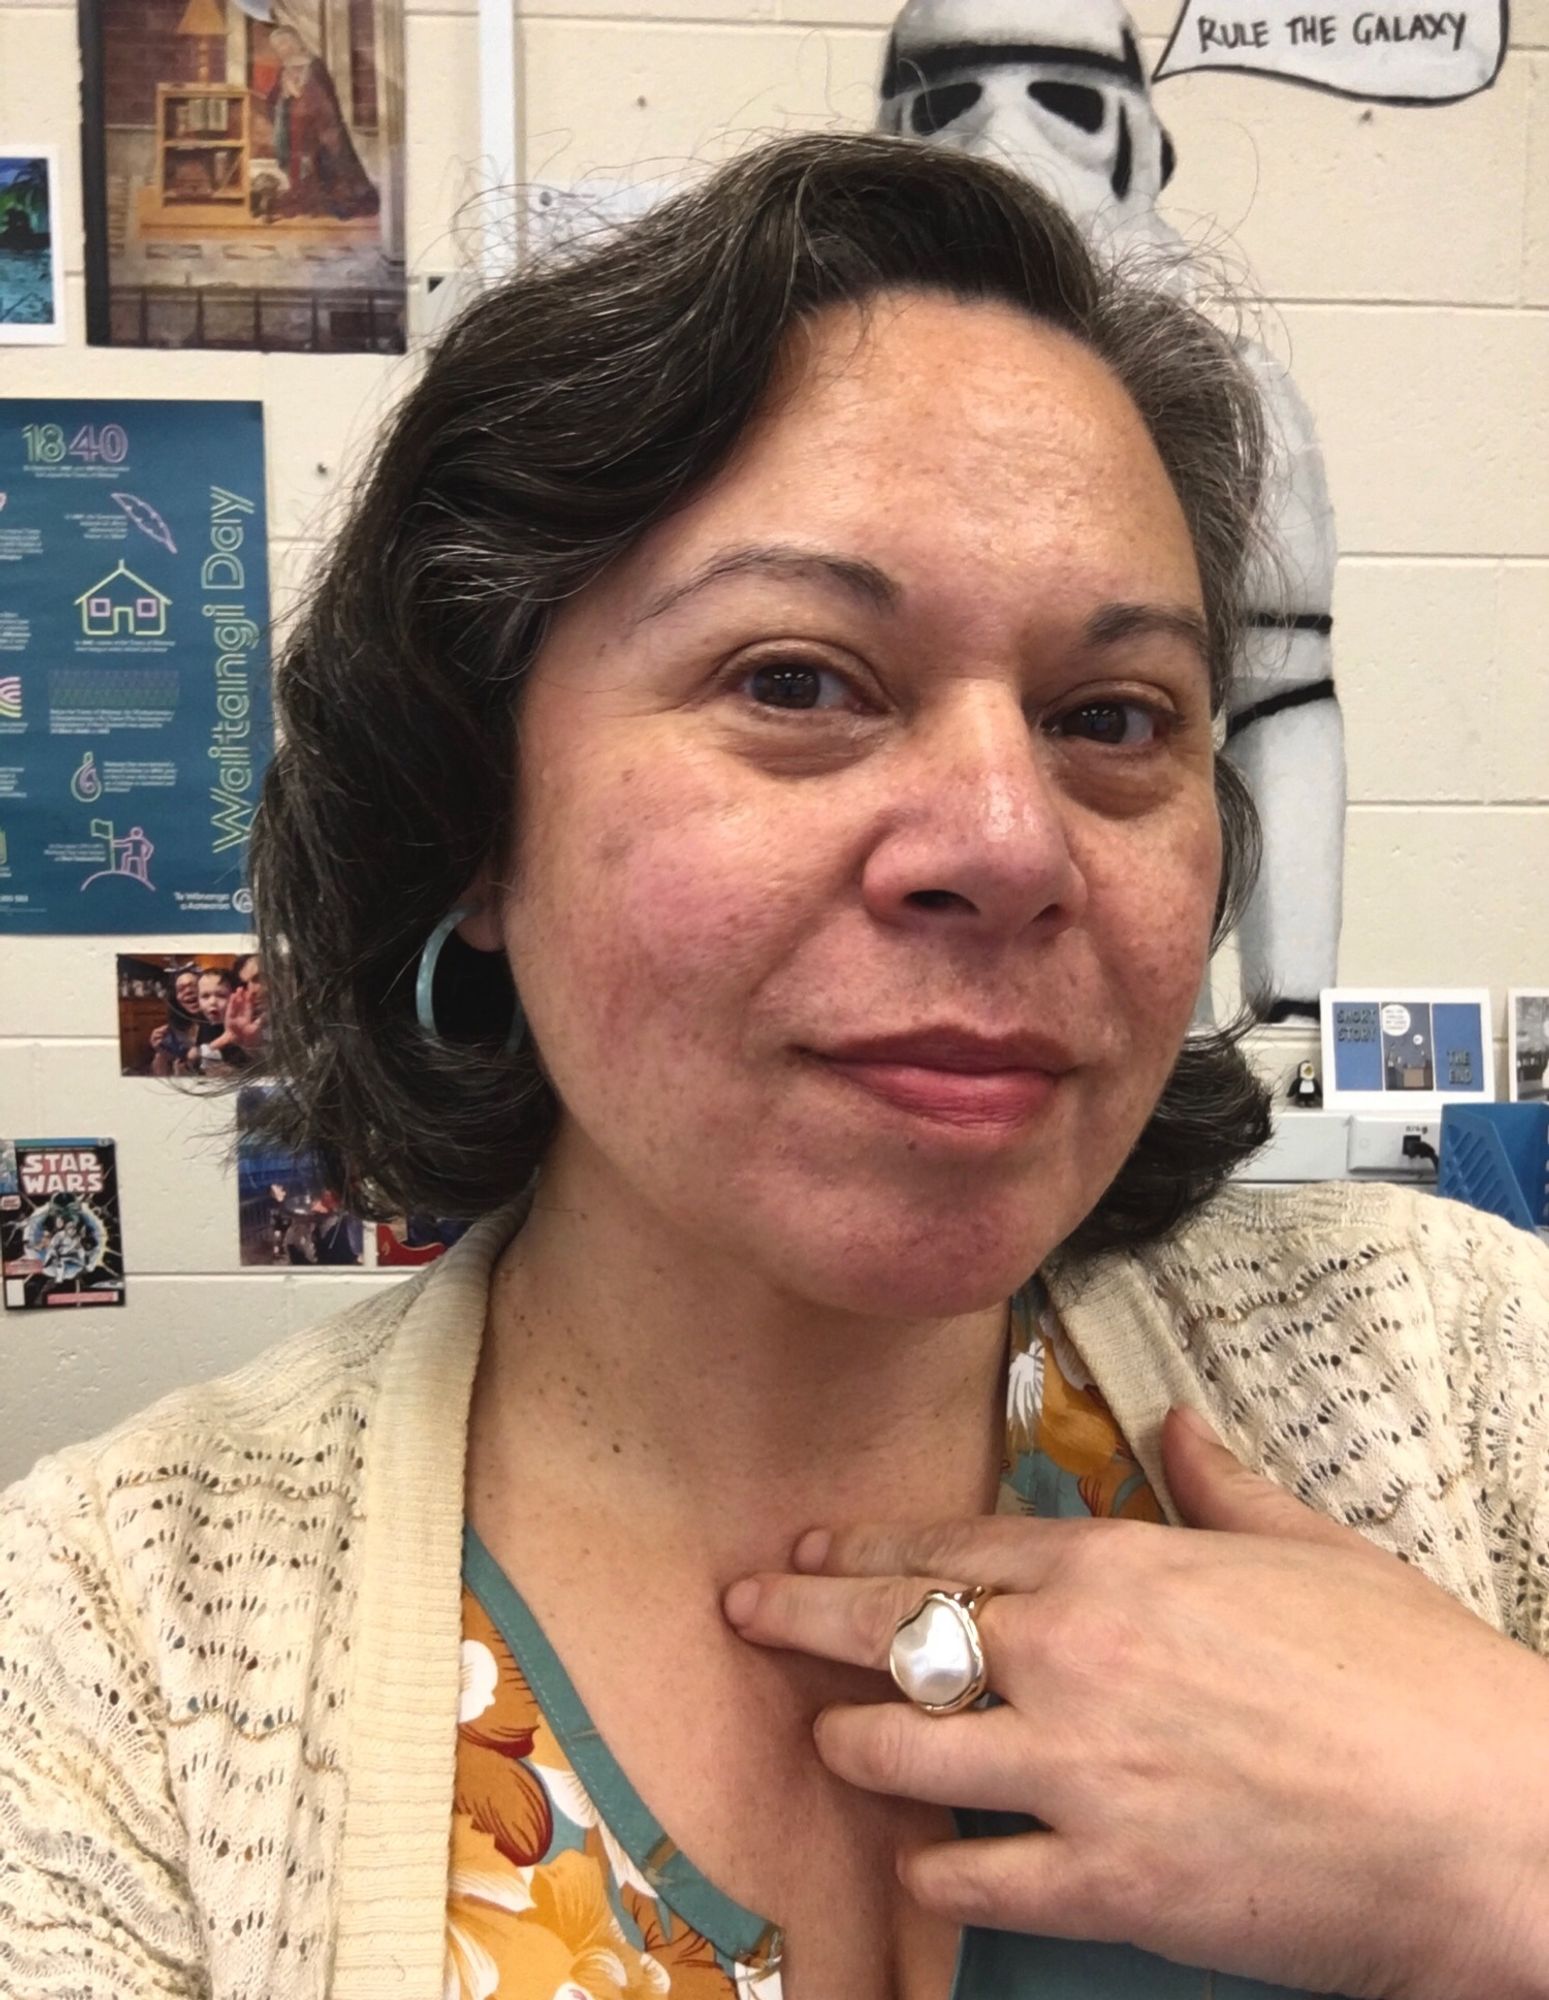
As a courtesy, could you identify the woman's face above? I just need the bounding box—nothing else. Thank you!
[174,970,199,1013]
[237,955,266,1015]
[497,292,1221,1316]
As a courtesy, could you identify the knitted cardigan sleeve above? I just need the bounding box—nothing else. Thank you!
[1425,1200,1549,1652]
[0,1450,205,1998]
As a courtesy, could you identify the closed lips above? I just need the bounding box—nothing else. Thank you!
[815,1030,1075,1073]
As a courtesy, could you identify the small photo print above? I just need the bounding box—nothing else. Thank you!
[1,1138,126,1310]
[0,148,64,343]
[1320,987,1493,1110]
[376,1215,472,1268]
[118,951,266,1078]
[1509,991,1549,1103]
[235,1086,362,1268]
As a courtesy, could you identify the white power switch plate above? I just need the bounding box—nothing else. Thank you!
[1345,1116,1441,1174]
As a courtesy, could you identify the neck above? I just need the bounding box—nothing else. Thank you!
[471,1149,1012,1582]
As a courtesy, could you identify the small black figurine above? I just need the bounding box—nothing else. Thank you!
[1288,1059,1322,1110]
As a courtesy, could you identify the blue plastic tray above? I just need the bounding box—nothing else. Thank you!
[1438,1104,1549,1232]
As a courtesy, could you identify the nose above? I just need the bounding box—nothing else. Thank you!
[860,683,1087,940]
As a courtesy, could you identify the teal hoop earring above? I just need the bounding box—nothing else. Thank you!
[415,903,526,1054]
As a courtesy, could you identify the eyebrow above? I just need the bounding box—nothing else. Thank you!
[1083,600,1211,668]
[632,544,901,627]
[634,542,1209,667]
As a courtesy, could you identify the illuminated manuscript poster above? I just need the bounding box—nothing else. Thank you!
[79,0,404,351]
[0,398,271,933]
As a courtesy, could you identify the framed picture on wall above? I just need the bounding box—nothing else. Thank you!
[1508,990,1549,1103]
[1320,987,1495,1112]
[0,147,65,342]
[78,0,405,352]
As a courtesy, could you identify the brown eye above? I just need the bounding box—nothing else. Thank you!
[743,662,855,711]
[1053,701,1168,747]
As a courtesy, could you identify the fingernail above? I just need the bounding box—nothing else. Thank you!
[1174,1404,1220,1445]
[793,1529,831,1572]
[723,1579,761,1626]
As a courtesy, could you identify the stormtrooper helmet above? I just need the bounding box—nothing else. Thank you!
[878,0,1177,250]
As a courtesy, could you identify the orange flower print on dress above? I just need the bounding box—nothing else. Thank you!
[449,1844,671,2000]
[1035,1309,1162,1524]
[620,1884,739,2000]
[456,1595,554,1865]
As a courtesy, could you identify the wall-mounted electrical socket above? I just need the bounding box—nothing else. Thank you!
[1345,1116,1441,1175]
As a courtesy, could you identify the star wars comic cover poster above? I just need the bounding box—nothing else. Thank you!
[78,0,405,352]
[375,1215,471,1267]
[0,1138,127,1310]
[236,1084,362,1266]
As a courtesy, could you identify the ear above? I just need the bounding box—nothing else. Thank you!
[453,884,505,953]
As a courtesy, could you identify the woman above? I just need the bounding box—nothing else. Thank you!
[264,24,380,221]
[146,960,201,1074]
[2,134,1546,2000]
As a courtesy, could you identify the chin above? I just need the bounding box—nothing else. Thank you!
[746,1194,1085,1321]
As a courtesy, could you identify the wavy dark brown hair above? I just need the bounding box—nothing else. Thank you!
[247,129,1271,1251]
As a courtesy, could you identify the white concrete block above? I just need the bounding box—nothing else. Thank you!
[1524,56,1549,303]
[257,351,414,542]
[525,0,776,20]
[1489,564,1549,803]
[405,11,487,271]
[520,19,881,177]
[1275,304,1549,557]
[1513,0,1549,48]
[1335,559,1498,803]
[1158,61,1530,306]
[1341,806,1547,994]
[0,1043,40,1129]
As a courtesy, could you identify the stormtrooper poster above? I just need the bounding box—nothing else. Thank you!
[0,1138,127,1311]
[78,0,405,351]
[0,398,271,934]
[879,0,1345,1021]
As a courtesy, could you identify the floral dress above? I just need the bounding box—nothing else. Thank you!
[446,1282,1326,2000]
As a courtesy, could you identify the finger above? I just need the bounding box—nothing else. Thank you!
[794,1512,1129,1592]
[724,1572,964,1671]
[1161,1406,1368,1553]
[814,1699,1036,1815]
[899,1830,1095,1938]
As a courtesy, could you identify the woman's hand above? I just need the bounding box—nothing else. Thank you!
[722,1408,1549,2000]
[220,983,265,1052]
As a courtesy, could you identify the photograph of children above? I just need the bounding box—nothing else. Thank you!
[117,951,267,1077]
[1,1138,127,1310]
[375,1215,471,1268]
[0,148,64,342]
[236,1085,362,1266]
[1510,991,1549,1103]
[79,0,405,352]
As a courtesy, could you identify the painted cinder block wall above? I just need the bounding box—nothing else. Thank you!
[1,0,1547,1483]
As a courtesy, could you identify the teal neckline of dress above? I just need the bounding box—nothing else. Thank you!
[463,1520,788,1965]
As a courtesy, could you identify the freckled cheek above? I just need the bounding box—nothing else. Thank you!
[515,795,813,1080]
[1089,814,1219,1053]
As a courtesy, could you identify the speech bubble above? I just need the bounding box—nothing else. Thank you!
[1153,0,1508,102]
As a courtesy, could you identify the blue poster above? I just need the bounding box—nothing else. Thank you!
[0,399,270,931]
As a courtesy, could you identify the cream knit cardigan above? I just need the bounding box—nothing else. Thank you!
[2,1182,1546,2000]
